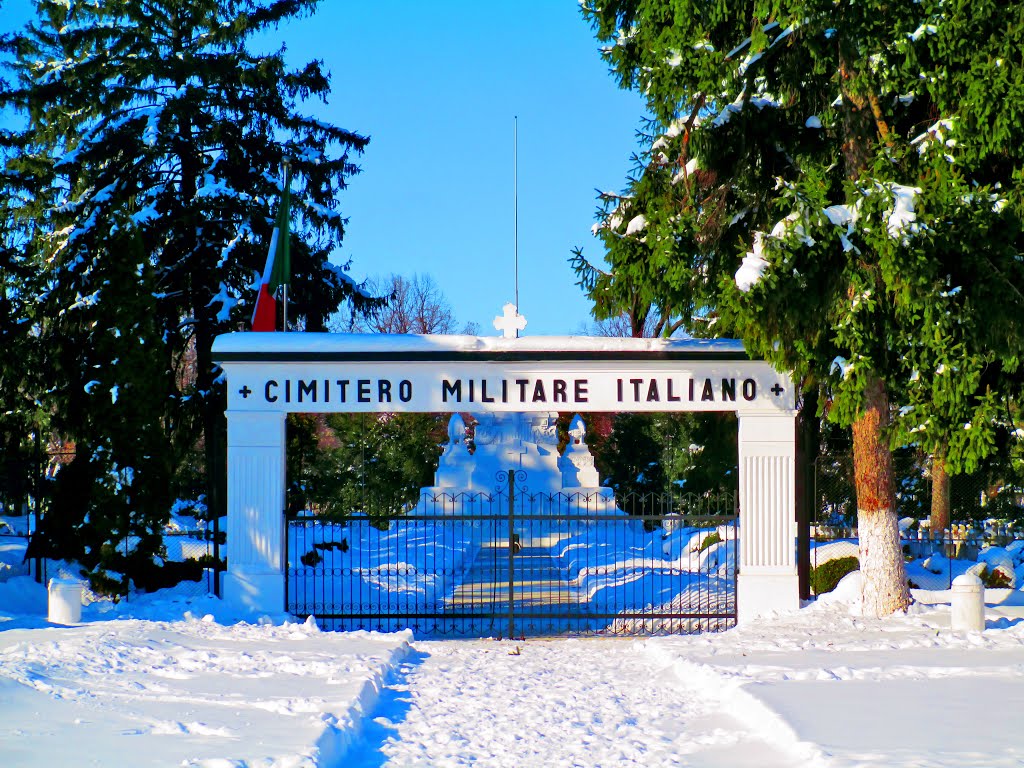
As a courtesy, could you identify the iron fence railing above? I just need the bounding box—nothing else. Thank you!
[286,486,737,638]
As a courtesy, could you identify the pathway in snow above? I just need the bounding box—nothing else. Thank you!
[348,638,808,768]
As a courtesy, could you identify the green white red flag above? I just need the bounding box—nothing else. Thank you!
[251,173,291,331]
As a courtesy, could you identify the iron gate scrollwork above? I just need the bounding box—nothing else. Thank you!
[285,471,737,637]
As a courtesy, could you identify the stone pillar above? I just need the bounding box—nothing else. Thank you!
[223,410,286,614]
[737,412,799,622]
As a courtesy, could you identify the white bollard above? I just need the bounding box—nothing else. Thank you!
[951,573,985,632]
[47,578,83,624]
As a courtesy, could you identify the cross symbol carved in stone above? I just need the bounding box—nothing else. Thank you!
[493,303,527,339]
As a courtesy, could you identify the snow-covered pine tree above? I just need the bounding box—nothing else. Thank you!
[0,192,46,494]
[0,0,375,583]
[25,224,181,589]
[583,0,1024,615]
[569,126,720,340]
[570,308,739,504]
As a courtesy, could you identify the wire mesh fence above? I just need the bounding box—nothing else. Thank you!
[28,531,221,598]
[811,454,1024,593]
[0,516,32,582]
[813,455,1024,527]
[1,449,223,596]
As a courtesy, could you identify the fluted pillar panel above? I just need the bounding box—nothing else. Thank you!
[224,410,286,613]
[737,412,799,621]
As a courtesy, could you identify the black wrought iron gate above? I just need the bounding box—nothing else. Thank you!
[285,471,737,637]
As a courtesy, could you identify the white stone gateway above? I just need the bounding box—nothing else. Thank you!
[211,331,799,623]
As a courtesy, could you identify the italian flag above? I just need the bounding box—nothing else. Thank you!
[251,174,291,331]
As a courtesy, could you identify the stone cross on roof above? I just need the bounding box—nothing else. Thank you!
[493,302,527,339]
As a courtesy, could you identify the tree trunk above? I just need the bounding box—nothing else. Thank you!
[197,322,227,525]
[930,453,951,536]
[838,50,909,616]
[795,387,821,600]
[851,375,911,616]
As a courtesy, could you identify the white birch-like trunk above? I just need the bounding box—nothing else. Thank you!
[858,505,910,617]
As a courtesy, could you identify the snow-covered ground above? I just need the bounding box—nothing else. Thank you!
[0,578,411,767]
[3,571,1024,767]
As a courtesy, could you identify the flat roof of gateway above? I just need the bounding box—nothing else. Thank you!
[211,332,750,363]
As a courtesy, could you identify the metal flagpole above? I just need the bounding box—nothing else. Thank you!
[282,161,290,332]
[514,116,519,337]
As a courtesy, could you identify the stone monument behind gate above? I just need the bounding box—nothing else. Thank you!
[419,411,615,514]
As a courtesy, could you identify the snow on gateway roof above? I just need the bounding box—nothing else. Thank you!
[211,332,749,360]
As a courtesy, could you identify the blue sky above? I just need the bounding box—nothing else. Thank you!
[2,1,645,335]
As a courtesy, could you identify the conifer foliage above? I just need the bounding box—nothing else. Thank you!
[0,0,371,588]
[582,0,1024,614]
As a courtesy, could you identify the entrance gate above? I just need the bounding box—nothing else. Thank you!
[212,331,798,625]
[285,470,737,637]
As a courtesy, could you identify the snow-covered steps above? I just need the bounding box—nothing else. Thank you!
[444,540,586,620]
